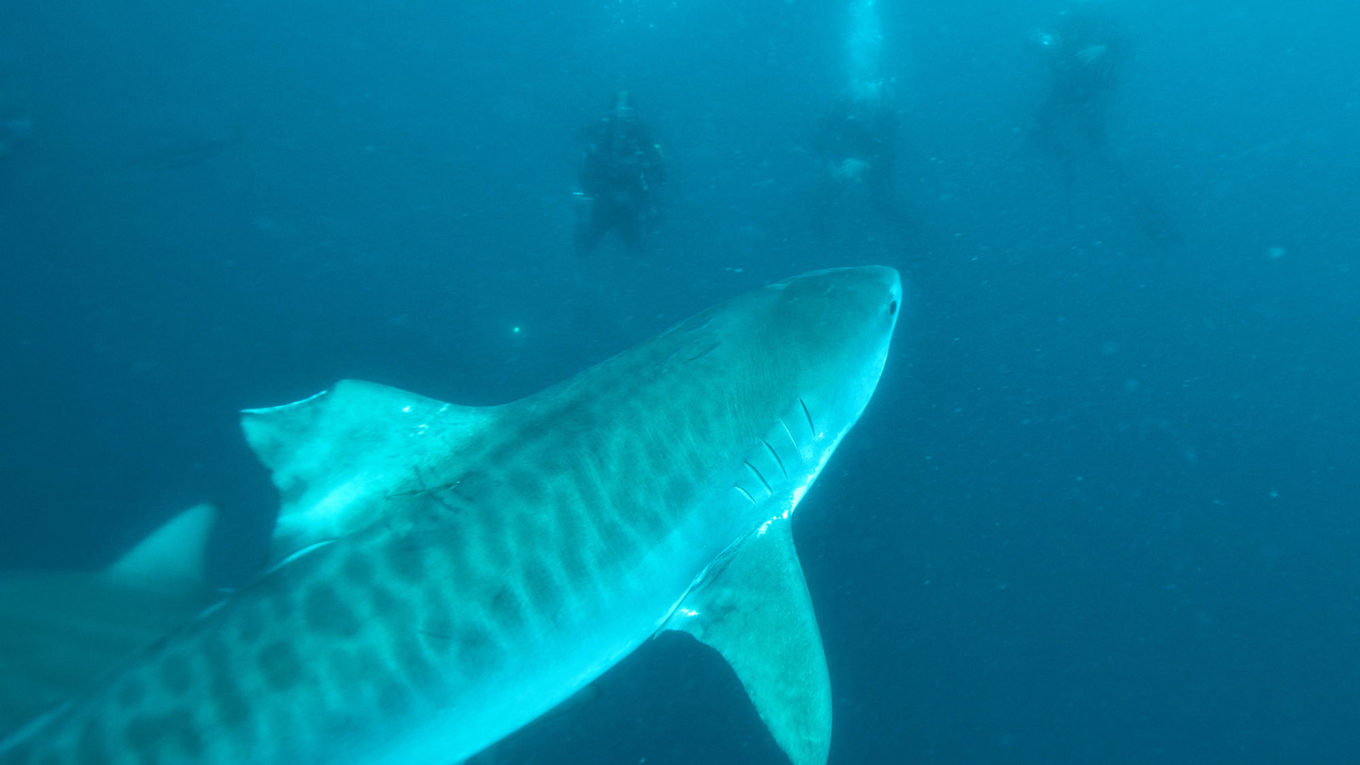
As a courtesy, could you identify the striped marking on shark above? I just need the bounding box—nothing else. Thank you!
[0,266,901,764]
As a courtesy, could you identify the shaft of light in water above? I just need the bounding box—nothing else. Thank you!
[847,0,884,102]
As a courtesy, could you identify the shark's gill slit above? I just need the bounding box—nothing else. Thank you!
[778,418,800,450]
[744,461,774,494]
[733,485,757,504]
[686,342,720,362]
[684,316,714,334]
[799,398,817,437]
[761,440,788,477]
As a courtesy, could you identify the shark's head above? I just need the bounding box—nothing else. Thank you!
[665,266,901,519]
[751,265,901,441]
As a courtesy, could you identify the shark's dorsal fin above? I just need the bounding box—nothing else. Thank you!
[666,518,832,765]
[0,504,222,741]
[241,379,496,560]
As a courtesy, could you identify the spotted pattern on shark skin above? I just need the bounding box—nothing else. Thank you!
[303,582,361,638]
[258,640,303,691]
[475,510,514,574]
[382,536,428,584]
[376,679,414,719]
[368,583,406,624]
[124,711,200,759]
[329,644,384,699]
[426,402,682,649]
[521,559,563,617]
[115,678,147,709]
[234,600,267,643]
[203,638,249,729]
[158,653,193,696]
[73,720,102,765]
[340,553,374,587]
[508,466,545,505]
[439,525,480,595]
[552,490,591,584]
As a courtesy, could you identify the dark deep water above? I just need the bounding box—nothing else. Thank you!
[2,0,1358,762]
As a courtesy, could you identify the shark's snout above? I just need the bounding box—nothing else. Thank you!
[854,264,902,320]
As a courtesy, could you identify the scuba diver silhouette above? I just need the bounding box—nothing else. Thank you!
[1031,4,1126,156]
[814,89,902,226]
[1030,3,1175,243]
[807,0,917,250]
[809,83,917,251]
[573,91,666,257]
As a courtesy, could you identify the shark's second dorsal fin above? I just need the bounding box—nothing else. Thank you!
[665,518,832,765]
[104,501,217,593]
[0,504,222,741]
[241,379,495,560]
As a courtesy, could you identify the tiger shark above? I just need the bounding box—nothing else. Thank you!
[0,266,901,764]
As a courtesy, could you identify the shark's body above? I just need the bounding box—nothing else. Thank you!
[0,267,901,765]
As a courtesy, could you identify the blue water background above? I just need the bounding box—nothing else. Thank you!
[1,0,1357,762]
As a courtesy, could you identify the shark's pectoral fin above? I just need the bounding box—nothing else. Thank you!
[666,518,832,765]
[241,379,497,560]
[0,504,221,740]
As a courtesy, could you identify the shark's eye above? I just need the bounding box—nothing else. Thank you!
[888,300,898,316]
